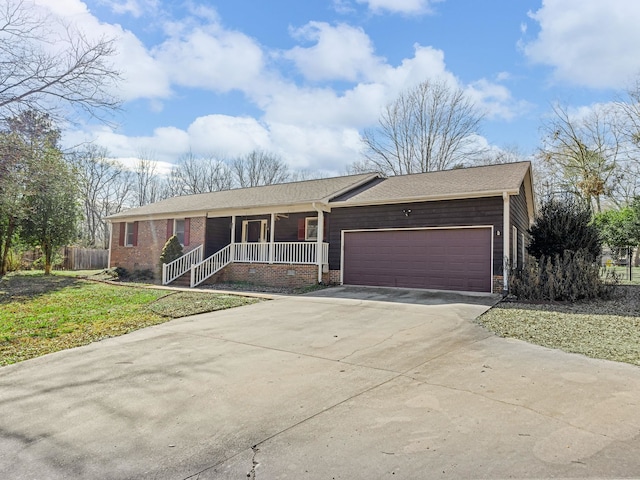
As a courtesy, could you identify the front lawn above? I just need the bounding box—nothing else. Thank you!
[0,273,261,366]
[478,286,640,366]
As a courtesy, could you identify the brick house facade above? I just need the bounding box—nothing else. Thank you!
[110,217,206,276]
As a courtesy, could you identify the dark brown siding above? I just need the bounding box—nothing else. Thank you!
[510,183,531,267]
[329,197,504,274]
[205,217,231,257]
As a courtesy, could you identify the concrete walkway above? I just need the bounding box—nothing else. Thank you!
[1,287,640,479]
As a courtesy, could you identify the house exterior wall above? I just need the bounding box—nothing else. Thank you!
[510,183,532,268]
[206,217,231,257]
[328,196,505,276]
[204,263,331,288]
[110,216,206,275]
[205,212,328,257]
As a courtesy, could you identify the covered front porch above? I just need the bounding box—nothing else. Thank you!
[163,207,330,288]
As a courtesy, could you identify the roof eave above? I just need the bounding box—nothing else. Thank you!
[330,189,521,208]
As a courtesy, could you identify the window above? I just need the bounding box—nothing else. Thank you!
[174,219,185,245]
[125,222,135,247]
[305,217,318,241]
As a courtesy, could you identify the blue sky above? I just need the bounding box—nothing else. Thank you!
[39,0,640,175]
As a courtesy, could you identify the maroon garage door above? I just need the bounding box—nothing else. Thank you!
[343,228,492,293]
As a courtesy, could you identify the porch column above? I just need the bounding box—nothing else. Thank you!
[230,215,236,262]
[503,192,510,292]
[269,213,275,264]
[316,209,324,283]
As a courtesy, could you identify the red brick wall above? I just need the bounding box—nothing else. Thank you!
[204,263,333,288]
[110,217,206,276]
[493,275,505,294]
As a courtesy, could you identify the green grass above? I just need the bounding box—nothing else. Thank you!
[601,266,640,285]
[0,273,261,366]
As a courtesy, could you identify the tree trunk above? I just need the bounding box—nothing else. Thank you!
[43,243,52,275]
[0,217,16,276]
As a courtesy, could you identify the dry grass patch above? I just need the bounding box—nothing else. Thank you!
[478,286,640,366]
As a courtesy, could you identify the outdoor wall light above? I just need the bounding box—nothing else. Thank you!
[403,209,412,217]
[496,230,501,236]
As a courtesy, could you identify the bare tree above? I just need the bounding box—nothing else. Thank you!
[166,151,233,196]
[612,82,640,203]
[69,144,133,248]
[232,150,290,187]
[540,103,621,213]
[133,152,166,207]
[0,0,120,123]
[474,144,529,166]
[358,79,486,175]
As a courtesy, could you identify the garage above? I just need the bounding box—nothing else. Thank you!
[342,227,493,293]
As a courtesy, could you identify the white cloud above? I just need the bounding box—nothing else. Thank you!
[285,22,385,82]
[186,115,271,156]
[153,23,265,92]
[466,79,531,121]
[264,44,458,129]
[93,0,162,17]
[67,125,189,164]
[355,0,438,15]
[523,0,640,89]
[35,0,171,101]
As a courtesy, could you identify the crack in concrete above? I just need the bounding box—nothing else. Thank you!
[247,445,259,479]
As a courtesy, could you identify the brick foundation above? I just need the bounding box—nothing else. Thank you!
[205,263,335,288]
[493,275,505,294]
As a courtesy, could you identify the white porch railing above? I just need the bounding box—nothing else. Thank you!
[190,244,232,287]
[165,242,329,288]
[233,242,328,265]
[270,242,328,264]
[233,243,270,263]
[162,245,203,285]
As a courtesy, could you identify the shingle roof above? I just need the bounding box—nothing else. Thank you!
[107,173,379,220]
[331,162,532,205]
[107,162,532,220]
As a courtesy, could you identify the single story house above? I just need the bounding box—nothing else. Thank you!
[106,161,534,294]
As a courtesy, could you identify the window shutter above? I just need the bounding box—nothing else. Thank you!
[184,218,191,246]
[297,218,305,240]
[133,221,139,247]
[166,219,173,240]
[118,223,125,246]
[323,216,328,241]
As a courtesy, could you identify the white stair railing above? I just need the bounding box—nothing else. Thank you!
[190,245,232,287]
[162,245,203,285]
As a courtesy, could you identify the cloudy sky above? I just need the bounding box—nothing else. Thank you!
[40,0,640,176]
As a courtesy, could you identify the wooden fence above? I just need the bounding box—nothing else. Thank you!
[61,247,108,270]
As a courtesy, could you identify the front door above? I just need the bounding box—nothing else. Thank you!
[243,220,267,243]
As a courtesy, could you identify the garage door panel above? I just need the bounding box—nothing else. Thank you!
[343,228,492,293]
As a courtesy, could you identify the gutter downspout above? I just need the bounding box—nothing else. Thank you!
[312,202,325,284]
[107,221,112,268]
[503,192,510,293]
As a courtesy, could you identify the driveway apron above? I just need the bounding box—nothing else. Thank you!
[1,287,639,479]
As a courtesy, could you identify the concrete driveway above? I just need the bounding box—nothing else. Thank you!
[1,286,640,479]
